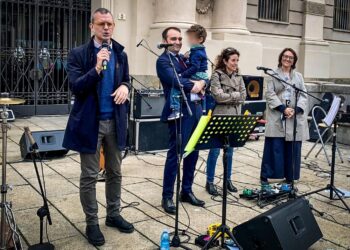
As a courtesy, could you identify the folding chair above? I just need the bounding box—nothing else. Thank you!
[305,100,344,166]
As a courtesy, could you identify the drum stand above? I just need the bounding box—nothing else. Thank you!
[0,104,22,249]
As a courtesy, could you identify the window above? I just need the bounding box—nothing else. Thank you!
[258,0,289,23]
[334,0,350,31]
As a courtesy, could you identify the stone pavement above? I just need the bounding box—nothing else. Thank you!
[1,115,349,249]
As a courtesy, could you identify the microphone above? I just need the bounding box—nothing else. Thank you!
[101,40,110,70]
[256,66,272,72]
[136,39,144,47]
[157,43,173,49]
[24,127,39,152]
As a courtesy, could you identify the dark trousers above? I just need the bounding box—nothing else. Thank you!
[80,119,122,225]
[260,137,302,181]
[162,102,202,199]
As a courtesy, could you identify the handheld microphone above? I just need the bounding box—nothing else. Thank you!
[157,43,173,49]
[136,39,144,47]
[24,127,39,152]
[101,40,110,70]
[256,66,272,72]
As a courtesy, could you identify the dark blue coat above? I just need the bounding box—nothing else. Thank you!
[62,37,130,153]
[156,52,195,122]
[182,46,208,78]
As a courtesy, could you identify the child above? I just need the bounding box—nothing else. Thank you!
[168,24,208,120]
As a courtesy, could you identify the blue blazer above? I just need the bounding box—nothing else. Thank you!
[156,51,194,122]
[62,37,130,153]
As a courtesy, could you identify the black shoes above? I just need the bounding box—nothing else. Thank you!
[180,192,205,207]
[86,224,105,246]
[260,176,269,185]
[227,180,238,193]
[206,182,219,196]
[105,215,134,233]
[162,198,176,214]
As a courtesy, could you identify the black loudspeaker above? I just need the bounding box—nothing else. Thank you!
[241,100,266,115]
[128,118,169,152]
[242,75,264,101]
[133,89,165,119]
[233,198,322,250]
[20,130,69,159]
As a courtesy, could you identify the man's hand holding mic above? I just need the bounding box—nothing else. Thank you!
[95,48,110,74]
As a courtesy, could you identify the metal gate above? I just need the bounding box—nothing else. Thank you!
[0,0,91,116]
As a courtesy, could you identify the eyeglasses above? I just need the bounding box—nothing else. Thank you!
[94,22,114,29]
[282,55,294,60]
[169,37,183,42]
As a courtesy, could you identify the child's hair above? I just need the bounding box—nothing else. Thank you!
[186,24,207,44]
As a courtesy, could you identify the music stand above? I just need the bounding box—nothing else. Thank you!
[184,113,262,249]
[301,96,350,213]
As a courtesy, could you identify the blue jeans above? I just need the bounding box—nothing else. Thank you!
[169,88,181,111]
[206,147,234,183]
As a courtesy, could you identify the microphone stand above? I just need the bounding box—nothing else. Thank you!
[125,76,154,156]
[24,128,54,250]
[136,39,162,88]
[261,68,322,197]
[136,40,160,57]
[166,49,192,250]
[129,76,153,110]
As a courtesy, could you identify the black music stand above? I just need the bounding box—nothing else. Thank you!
[301,96,350,213]
[184,114,261,249]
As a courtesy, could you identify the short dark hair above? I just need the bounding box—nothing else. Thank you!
[162,27,181,40]
[91,8,113,23]
[215,47,240,72]
[278,48,298,69]
[186,24,207,44]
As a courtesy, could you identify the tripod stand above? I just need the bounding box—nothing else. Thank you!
[203,136,239,250]
[0,96,24,250]
[24,127,55,250]
[301,97,350,213]
[184,114,262,249]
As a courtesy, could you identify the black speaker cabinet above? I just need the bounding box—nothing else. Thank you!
[233,198,322,250]
[133,89,165,119]
[128,117,169,152]
[242,75,264,101]
[20,130,69,159]
[241,100,266,115]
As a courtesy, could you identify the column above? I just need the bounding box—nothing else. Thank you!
[151,0,196,29]
[299,0,330,79]
[211,0,250,39]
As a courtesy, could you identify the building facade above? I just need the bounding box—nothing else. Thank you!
[93,0,350,83]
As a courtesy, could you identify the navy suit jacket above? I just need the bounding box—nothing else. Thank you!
[156,51,195,121]
[62,37,130,153]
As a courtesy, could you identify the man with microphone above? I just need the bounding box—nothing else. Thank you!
[156,27,206,214]
[63,8,133,246]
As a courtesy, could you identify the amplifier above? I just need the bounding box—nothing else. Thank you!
[128,117,169,152]
[242,75,264,101]
[133,89,165,119]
